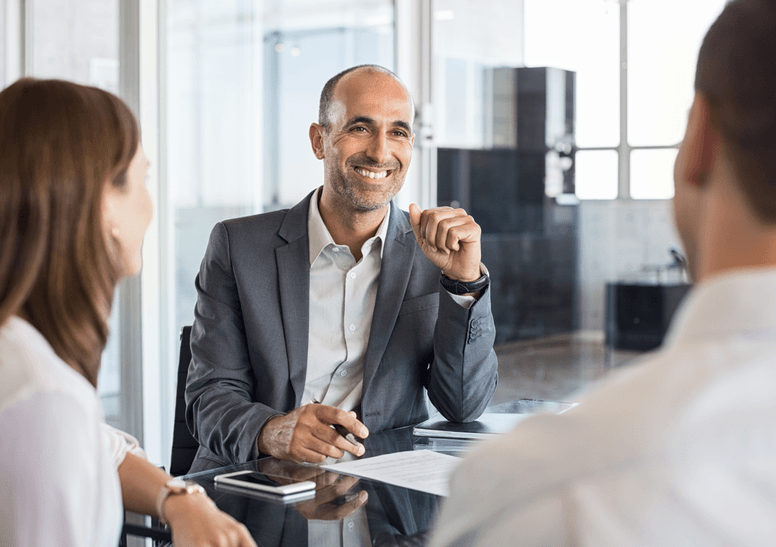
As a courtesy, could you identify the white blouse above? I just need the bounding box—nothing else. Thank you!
[0,316,144,547]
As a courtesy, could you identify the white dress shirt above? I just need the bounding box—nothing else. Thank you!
[432,268,776,547]
[303,187,475,412]
[304,190,478,547]
[0,316,144,547]
[303,187,391,410]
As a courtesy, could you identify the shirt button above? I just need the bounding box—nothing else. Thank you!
[349,271,356,279]
[340,370,348,377]
[349,324,356,332]
[347,521,355,529]
[333,247,339,253]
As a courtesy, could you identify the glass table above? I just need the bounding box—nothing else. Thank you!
[181,426,447,546]
[128,399,573,546]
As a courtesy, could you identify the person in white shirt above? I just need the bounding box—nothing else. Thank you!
[0,78,255,547]
[431,1,776,546]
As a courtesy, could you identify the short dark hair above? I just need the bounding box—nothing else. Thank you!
[695,0,776,222]
[318,64,411,130]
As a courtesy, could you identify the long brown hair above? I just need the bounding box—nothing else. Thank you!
[695,0,776,222]
[0,78,139,387]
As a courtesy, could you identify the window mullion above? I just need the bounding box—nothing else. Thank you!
[618,0,630,200]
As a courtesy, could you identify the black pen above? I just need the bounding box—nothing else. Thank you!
[310,398,361,447]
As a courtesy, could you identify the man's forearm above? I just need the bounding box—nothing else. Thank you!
[426,286,498,422]
[187,385,281,463]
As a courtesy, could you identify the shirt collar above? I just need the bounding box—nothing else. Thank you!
[307,186,391,266]
[664,267,776,348]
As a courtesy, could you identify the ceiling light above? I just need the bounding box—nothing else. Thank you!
[434,10,455,21]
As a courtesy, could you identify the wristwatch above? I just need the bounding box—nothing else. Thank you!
[156,478,207,525]
[440,265,490,295]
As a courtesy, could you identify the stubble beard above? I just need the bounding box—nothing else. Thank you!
[327,163,406,214]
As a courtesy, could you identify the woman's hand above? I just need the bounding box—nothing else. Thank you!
[164,492,257,547]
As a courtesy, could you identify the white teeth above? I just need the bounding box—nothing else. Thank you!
[356,168,388,179]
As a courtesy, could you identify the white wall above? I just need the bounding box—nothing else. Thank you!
[578,199,683,332]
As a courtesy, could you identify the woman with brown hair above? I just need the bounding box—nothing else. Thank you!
[0,78,255,547]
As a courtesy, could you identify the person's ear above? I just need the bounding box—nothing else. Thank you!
[684,93,719,187]
[309,123,326,160]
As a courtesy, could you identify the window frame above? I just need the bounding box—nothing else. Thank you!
[572,0,680,202]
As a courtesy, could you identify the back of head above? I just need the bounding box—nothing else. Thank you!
[695,0,776,222]
[0,79,138,386]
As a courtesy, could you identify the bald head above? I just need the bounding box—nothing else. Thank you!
[318,65,415,131]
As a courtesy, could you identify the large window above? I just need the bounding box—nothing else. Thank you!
[525,0,727,200]
[432,0,524,149]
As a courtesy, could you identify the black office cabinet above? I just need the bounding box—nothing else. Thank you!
[437,67,578,343]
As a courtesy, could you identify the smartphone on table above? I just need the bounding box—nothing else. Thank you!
[214,470,316,498]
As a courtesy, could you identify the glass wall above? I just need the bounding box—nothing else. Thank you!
[162,0,394,459]
[525,0,618,200]
[432,0,524,149]
[0,0,6,88]
[166,0,393,333]
[26,0,123,428]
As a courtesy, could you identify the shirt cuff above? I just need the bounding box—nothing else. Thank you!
[449,293,476,309]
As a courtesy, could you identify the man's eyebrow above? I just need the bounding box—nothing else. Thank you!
[345,116,376,127]
[344,116,412,132]
[393,120,412,132]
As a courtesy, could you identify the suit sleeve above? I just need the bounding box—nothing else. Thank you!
[185,222,278,463]
[425,283,498,423]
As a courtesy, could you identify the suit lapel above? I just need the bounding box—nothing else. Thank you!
[362,204,417,393]
[276,191,314,407]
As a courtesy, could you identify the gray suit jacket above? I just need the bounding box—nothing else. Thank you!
[185,191,498,467]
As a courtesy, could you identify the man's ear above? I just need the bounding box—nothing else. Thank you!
[684,93,719,187]
[309,123,326,160]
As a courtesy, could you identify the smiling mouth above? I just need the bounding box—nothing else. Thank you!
[354,167,392,180]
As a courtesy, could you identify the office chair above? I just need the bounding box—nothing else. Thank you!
[119,520,172,546]
[169,325,199,477]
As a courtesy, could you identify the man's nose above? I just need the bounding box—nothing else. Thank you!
[365,131,391,165]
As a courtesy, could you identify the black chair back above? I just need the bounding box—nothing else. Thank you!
[169,326,199,477]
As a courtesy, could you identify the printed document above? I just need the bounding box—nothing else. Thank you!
[322,450,461,497]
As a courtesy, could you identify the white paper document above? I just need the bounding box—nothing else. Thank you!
[322,449,462,497]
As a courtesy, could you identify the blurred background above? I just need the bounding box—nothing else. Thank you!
[0,0,726,466]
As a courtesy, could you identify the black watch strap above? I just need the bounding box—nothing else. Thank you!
[440,271,489,295]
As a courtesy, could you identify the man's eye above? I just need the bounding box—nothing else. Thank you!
[393,131,408,137]
[352,126,367,132]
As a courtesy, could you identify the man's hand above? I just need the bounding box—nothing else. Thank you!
[294,474,368,521]
[257,404,369,463]
[256,459,368,520]
[408,204,482,282]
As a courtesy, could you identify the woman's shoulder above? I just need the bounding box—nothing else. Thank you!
[0,316,96,416]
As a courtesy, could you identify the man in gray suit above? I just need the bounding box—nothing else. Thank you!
[186,65,498,468]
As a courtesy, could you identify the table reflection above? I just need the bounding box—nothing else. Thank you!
[185,427,442,547]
